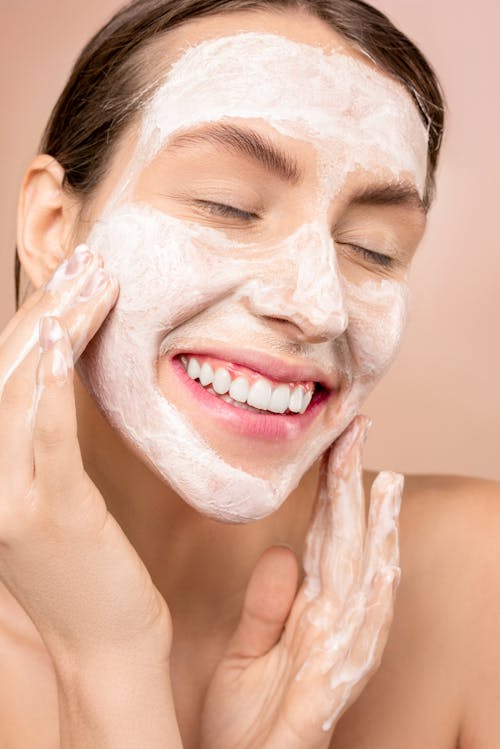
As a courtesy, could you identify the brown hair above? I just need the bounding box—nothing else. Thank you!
[15,0,445,308]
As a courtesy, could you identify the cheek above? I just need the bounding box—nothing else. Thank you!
[86,202,408,392]
[85,204,243,337]
[346,279,409,378]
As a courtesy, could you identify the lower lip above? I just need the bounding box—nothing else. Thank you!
[170,357,331,441]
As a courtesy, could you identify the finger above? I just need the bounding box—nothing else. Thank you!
[284,470,402,737]
[319,414,371,601]
[301,452,330,601]
[314,476,402,726]
[298,415,371,616]
[319,565,400,733]
[286,590,367,736]
[346,564,400,676]
[32,316,85,499]
[0,244,102,378]
[361,471,403,580]
[316,473,402,686]
[285,416,370,651]
[224,546,299,660]
[328,471,401,684]
[0,287,45,348]
[0,346,40,492]
[0,247,118,492]
[292,564,397,735]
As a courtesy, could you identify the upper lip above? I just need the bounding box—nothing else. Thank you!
[170,345,339,390]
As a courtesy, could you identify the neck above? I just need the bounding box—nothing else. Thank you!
[75,374,319,641]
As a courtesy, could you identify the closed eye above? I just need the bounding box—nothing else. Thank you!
[194,200,260,221]
[338,242,396,269]
[193,203,397,269]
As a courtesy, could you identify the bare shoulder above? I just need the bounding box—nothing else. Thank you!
[365,469,500,570]
[401,473,500,746]
[397,472,500,618]
[365,467,500,518]
[337,471,500,747]
[396,471,500,559]
[400,470,500,514]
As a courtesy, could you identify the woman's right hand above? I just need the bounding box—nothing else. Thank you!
[0,245,173,667]
[0,245,186,745]
[201,415,402,749]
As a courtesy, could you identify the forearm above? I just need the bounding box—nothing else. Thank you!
[53,652,183,748]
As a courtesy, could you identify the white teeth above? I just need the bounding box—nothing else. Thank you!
[187,357,201,380]
[229,376,249,403]
[288,387,304,413]
[300,390,313,414]
[182,356,315,414]
[213,368,231,395]
[199,362,214,387]
[212,390,260,413]
[247,379,272,410]
[269,384,291,414]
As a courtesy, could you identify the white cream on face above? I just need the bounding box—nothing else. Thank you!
[76,32,427,522]
[107,33,428,212]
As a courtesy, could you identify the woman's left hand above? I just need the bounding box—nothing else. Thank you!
[200,415,402,749]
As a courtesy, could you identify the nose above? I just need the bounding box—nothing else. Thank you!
[241,222,348,343]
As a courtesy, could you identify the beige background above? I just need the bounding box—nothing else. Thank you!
[1,1,498,480]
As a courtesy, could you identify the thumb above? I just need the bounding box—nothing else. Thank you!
[225,546,299,660]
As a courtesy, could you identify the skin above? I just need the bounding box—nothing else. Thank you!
[1,6,500,749]
[74,22,427,521]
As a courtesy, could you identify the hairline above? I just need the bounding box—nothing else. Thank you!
[123,19,434,207]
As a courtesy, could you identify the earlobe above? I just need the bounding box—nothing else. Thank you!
[16,154,79,289]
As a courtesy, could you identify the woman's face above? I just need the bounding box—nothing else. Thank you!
[76,9,428,522]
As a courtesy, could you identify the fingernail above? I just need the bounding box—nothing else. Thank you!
[393,473,404,515]
[64,244,93,277]
[39,316,64,351]
[78,269,109,300]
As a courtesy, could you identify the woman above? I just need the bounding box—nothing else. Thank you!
[1,0,498,746]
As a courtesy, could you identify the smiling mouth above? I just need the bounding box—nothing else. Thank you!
[176,353,328,416]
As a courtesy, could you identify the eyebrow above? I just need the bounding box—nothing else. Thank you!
[348,182,428,216]
[166,122,302,184]
[166,122,427,215]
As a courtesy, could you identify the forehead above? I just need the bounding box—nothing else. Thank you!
[116,22,429,207]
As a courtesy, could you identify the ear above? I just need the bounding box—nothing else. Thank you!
[17,154,81,289]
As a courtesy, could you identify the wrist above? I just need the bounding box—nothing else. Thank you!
[54,651,182,748]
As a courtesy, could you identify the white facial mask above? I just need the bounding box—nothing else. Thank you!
[77,32,427,522]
